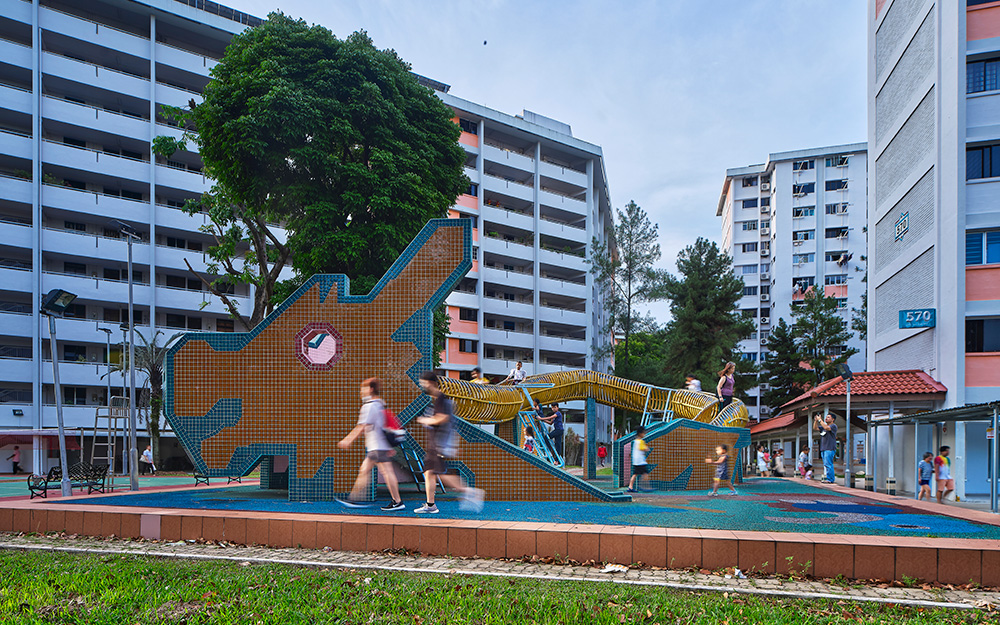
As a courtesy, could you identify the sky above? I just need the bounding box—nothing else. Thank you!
[228,0,868,320]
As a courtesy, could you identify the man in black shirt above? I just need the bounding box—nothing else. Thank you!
[814,414,838,484]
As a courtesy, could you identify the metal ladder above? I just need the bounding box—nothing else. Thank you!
[91,396,130,491]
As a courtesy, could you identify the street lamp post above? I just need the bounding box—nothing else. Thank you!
[112,220,141,491]
[98,327,112,410]
[836,363,854,488]
[40,289,77,498]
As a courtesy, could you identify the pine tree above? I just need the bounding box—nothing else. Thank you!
[791,288,858,384]
[759,318,811,412]
[660,238,755,389]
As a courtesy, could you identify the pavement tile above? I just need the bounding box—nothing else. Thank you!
[535,528,568,560]
[738,538,776,574]
[813,543,853,579]
[774,540,814,576]
[420,525,448,556]
[632,531,667,568]
[852,545,894,581]
[939,549,982,585]
[0,507,11,532]
[224,517,246,544]
[895,546,934,583]
[12,509,29,533]
[316,521,341,550]
[599,531,632,565]
[667,536,702,569]
[202,516,224,543]
[366,522,393,552]
[29,509,46,534]
[448,526,476,557]
[392,523,419,551]
[506,528,536,559]
[292,520,316,549]
[83,512,103,537]
[245,518,268,546]
[100,513,121,538]
[701,535,737,571]
[340,522,367,552]
[566,526,601,563]
[45,509,66,534]
[181,516,203,542]
[268,519,294,548]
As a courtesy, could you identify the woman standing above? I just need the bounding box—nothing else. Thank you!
[716,361,736,408]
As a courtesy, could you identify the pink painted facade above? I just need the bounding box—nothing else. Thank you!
[969,2,1000,41]
[966,266,1000,302]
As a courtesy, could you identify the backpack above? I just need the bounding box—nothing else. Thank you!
[382,408,406,447]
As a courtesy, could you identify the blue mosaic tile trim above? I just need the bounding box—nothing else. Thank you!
[646,464,693,491]
[444,460,475,488]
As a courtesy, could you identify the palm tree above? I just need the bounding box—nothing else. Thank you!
[106,329,183,467]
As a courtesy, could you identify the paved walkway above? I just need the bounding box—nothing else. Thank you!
[1,533,996,611]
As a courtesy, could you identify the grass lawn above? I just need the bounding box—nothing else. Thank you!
[0,551,989,624]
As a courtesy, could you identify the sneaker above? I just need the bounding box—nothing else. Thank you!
[460,487,485,513]
[710,492,719,496]
[414,503,439,514]
[626,488,637,493]
[335,497,370,509]
[728,491,739,496]
[381,500,405,512]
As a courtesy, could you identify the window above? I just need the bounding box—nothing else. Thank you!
[967,144,1000,180]
[64,221,86,232]
[63,303,86,319]
[793,253,815,264]
[792,230,815,241]
[742,198,758,209]
[792,206,815,218]
[63,344,87,361]
[742,308,758,317]
[472,247,478,260]
[825,274,848,285]
[217,319,235,332]
[166,313,186,328]
[166,275,186,289]
[825,227,849,239]
[793,277,815,290]
[825,250,848,262]
[459,308,477,322]
[760,197,770,207]
[458,339,478,353]
[761,220,770,229]
[740,352,758,362]
[967,318,1000,352]
[122,309,143,324]
[64,262,87,275]
[825,202,848,215]
[63,137,86,148]
[760,308,770,318]
[760,285,770,295]
[741,242,758,253]
[742,176,758,187]
[742,286,758,296]
[827,345,847,356]
[792,182,815,195]
[760,330,770,343]
[103,228,121,239]
[836,298,849,309]
[121,189,142,200]
[825,179,848,191]
[967,231,1000,265]
[103,308,120,322]
[968,57,1000,94]
[62,387,87,405]
[458,118,478,134]
[741,221,758,231]
[740,265,758,275]
[467,183,479,197]
[759,263,770,273]
[166,236,186,249]
[793,160,815,171]
[825,155,850,167]
[188,316,202,330]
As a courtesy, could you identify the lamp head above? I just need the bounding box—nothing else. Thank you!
[40,289,77,316]
[835,363,854,381]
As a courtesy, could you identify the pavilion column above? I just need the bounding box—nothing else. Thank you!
[954,421,967,502]
[887,401,896,494]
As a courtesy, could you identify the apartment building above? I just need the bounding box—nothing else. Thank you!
[867,0,1000,499]
[0,0,616,472]
[434,93,616,439]
[718,144,869,421]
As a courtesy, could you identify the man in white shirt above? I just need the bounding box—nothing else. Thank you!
[502,361,527,385]
[139,445,156,475]
[337,378,404,511]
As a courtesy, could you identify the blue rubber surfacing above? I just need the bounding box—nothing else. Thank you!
[61,478,1000,539]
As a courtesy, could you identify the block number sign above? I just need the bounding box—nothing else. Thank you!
[899,308,935,329]
[895,211,909,241]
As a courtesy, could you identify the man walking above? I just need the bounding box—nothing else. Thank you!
[935,446,955,504]
[813,414,838,484]
[6,445,22,474]
[414,371,484,514]
[139,444,156,475]
[337,378,405,511]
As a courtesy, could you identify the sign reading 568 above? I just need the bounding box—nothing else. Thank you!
[899,308,936,329]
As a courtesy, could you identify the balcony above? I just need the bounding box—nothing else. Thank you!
[41,271,150,306]
[539,334,586,353]
[155,81,204,109]
[539,187,585,215]
[481,327,534,349]
[156,42,218,78]
[539,215,585,240]
[40,6,151,59]
[43,52,149,101]
[445,290,478,310]
[42,95,149,140]
[482,143,534,174]
[482,204,533,230]
[41,184,152,224]
[42,140,150,184]
[0,128,31,160]
[0,357,32,384]
[538,276,586,298]
[481,232,532,256]
[0,172,32,204]
[0,81,31,114]
[0,264,32,291]
[538,303,586,326]
[538,246,586,271]
[42,227,153,265]
[482,173,533,203]
[0,37,31,69]
[0,219,32,250]
[481,296,533,318]
[1,0,31,23]
[481,265,533,290]
[538,158,587,186]
[0,310,32,336]
[156,286,244,316]
[156,162,210,192]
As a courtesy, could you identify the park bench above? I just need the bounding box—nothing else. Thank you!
[27,462,109,499]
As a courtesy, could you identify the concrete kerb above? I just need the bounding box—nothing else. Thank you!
[0,537,986,611]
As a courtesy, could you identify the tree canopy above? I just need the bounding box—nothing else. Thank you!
[791,288,858,384]
[159,13,468,327]
[660,238,755,389]
[589,201,667,374]
[758,318,811,412]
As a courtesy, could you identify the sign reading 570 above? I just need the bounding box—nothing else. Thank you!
[899,308,936,329]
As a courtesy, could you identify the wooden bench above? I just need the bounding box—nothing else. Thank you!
[27,462,109,499]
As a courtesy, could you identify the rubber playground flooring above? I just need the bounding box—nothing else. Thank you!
[0,475,205,500]
[56,477,1000,540]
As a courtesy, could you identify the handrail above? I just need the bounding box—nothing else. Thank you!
[483,139,535,159]
[44,94,149,121]
[539,214,585,230]
[41,269,150,285]
[42,4,149,41]
[0,80,31,93]
[539,302,585,313]
[539,186,585,202]
[483,171,532,188]
[156,38,221,63]
[0,127,31,138]
[43,138,148,164]
[0,216,32,226]
[45,50,149,81]
[0,34,30,49]
[43,182,148,205]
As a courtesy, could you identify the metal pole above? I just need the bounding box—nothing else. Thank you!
[844,379,852,488]
[127,236,138,491]
[102,329,111,409]
[47,315,71,497]
[992,404,998,514]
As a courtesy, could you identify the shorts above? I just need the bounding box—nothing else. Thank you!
[632,464,648,475]
[937,478,955,490]
[367,450,393,464]
[919,479,930,486]
[423,453,447,474]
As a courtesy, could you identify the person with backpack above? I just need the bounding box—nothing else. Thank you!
[597,443,608,467]
[336,378,404,511]
[414,371,485,514]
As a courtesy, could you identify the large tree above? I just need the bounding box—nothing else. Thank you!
[589,201,667,375]
[158,13,468,329]
[660,238,755,389]
[791,288,859,384]
[758,318,811,413]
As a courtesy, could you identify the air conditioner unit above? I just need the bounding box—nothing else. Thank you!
[760,182,771,191]
[760,272,770,280]
[759,383,770,390]
[760,294,770,301]
[760,249,769,257]
[760,227,770,235]
[760,206,769,214]
[793,240,803,246]
[760,317,770,325]
[793,191,807,197]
